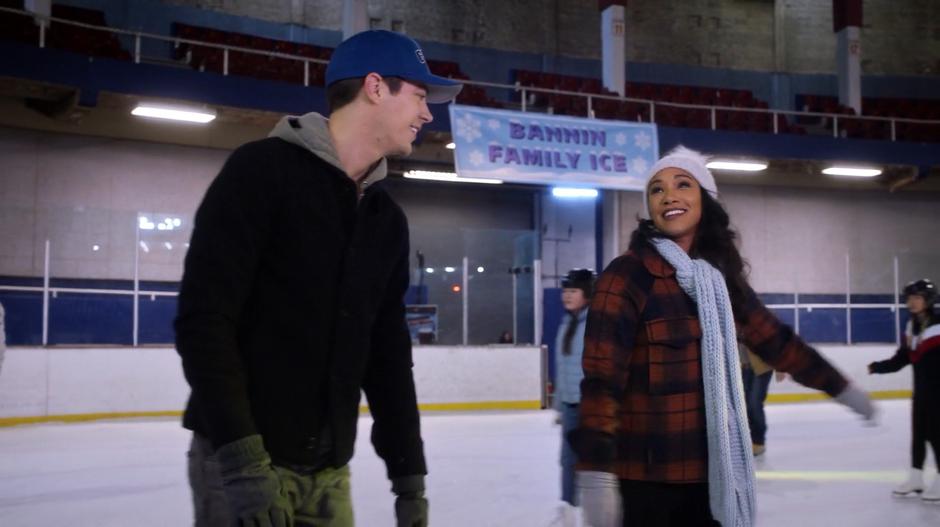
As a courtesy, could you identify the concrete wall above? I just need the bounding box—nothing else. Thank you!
[0,127,541,346]
[4,124,940,297]
[0,127,225,283]
[615,184,940,295]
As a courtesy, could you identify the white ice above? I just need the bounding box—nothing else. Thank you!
[0,399,937,526]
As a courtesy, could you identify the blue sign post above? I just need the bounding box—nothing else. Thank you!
[449,104,658,190]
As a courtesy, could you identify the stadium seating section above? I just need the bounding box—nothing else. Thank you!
[0,1,129,60]
[798,94,940,143]
[514,69,805,135]
[0,1,936,142]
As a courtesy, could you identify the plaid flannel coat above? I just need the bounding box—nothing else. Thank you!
[572,246,848,482]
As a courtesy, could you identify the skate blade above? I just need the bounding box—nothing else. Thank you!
[892,490,923,498]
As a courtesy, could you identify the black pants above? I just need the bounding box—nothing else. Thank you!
[619,480,720,527]
[911,354,940,469]
[911,394,940,469]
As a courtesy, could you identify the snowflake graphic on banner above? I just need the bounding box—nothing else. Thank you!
[487,119,501,131]
[468,150,486,167]
[633,131,652,150]
[614,132,627,146]
[630,157,649,175]
[456,113,483,143]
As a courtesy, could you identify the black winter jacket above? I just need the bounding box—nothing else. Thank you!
[175,137,425,478]
[870,319,940,409]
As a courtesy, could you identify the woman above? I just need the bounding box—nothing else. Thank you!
[868,278,940,502]
[553,268,596,526]
[570,146,875,527]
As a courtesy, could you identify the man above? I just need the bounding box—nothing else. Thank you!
[175,30,461,527]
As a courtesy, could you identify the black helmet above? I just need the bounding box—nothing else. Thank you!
[903,278,937,305]
[561,268,596,298]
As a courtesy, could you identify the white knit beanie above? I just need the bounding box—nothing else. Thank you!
[641,145,718,219]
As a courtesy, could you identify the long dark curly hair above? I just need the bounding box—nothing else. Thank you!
[629,189,751,318]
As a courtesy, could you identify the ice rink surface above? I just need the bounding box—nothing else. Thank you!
[0,399,937,526]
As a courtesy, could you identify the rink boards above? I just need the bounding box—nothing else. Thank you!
[0,344,911,426]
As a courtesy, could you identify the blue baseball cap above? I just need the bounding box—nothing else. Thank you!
[325,30,463,104]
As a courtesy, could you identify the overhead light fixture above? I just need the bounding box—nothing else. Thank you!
[822,166,882,177]
[404,170,502,185]
[445,142,456,150]
[706,160,768,172]
[132,104,217,123]
[552,187,599,198]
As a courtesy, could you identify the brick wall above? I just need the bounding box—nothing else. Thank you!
[161,0,940,75]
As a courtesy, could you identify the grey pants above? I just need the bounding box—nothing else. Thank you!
[187,433,354,527]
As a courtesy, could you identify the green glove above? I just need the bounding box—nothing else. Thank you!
[392,475,428,527]
[216,435,294,527]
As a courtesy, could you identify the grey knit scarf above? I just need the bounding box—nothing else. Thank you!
[651,237,756,527]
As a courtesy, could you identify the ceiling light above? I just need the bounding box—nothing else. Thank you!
[552,187,599,198]
[444,266,456,273]
[404,170,502,185]
[132,104,217,123]
[822,166,882,177]
[445,142,456,150]
[706,160,768,172]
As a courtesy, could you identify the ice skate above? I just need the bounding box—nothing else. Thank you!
[921,474,940,503]
[549,503,579,527]
[892,468,924,498]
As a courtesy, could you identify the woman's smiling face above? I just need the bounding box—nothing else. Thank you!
[647,167,703,249]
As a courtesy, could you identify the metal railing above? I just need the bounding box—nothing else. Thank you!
[2,6,938,140]
[500,80,939,140]
[0,6,329,86]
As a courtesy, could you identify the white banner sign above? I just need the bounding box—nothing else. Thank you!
[449,104,658,190]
